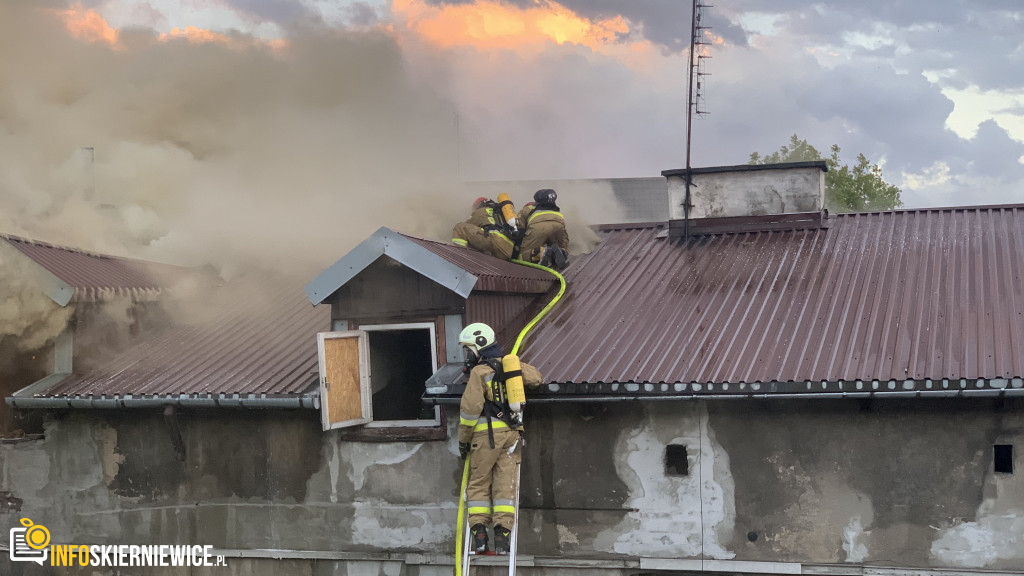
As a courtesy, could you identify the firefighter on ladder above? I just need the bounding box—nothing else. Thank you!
[458,322,542,555]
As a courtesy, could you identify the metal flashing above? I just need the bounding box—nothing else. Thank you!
[305,227,479,305]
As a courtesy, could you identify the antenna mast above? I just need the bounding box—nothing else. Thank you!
[684,0,712,234]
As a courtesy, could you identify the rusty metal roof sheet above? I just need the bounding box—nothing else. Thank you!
[522,206,1024,385]
[41,276,328,397]
[405,235,555,293]
[1,233,189,302]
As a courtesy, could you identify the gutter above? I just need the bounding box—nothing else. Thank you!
[7,393,320,410]
[424,388,1024,405]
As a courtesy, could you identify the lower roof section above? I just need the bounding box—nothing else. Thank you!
[12,274,329,402]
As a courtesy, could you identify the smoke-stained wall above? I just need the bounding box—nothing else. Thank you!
[0,399,1020,574]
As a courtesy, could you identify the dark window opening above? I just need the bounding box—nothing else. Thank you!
[367,329,436,422]
[994,445,1013,474]
[665,444,689,476]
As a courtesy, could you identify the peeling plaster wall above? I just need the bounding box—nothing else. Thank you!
[0,398,1021,573]
[0,410,457,556]
[930,408,1024,568]
[598,402,734,558]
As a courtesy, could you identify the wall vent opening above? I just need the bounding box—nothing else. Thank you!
[994,445,1013,474]
[665,444,689,476]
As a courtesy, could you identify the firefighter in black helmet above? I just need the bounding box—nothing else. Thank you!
[518,188,568,270]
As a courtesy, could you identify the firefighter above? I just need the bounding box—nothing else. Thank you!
[451,198,517,260]
[458,322,542,555]
[518,189,569,270]
[451,197,496,254]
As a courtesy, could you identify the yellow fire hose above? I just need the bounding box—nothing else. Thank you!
[454,259,567,575]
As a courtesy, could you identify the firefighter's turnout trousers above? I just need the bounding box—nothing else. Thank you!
[451,223,515,261]
[519,209,568,261]
[466,427,521,528]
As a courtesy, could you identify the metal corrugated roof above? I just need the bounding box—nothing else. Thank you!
[1,233,188,301]
[404,235,555,293]
[522,206,1024,385]
[40,276,328,397]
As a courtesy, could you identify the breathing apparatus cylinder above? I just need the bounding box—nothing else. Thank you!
[502,354,526,412]
[497,193,518,231]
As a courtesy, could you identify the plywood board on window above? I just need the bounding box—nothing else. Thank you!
[317,331,371,431]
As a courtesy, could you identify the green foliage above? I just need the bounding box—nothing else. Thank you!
[749,134,903,212]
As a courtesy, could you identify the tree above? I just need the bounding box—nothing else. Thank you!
[749,134,903,212]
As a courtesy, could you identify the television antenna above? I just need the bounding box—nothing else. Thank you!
[683,0,712,234]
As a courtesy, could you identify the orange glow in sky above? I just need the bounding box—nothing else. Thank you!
[159,26,231,44]
[55,4,120,47]
[53,5,283,51]
[52,0,655,61]
[393,0,631,52]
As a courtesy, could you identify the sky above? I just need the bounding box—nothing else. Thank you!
[0,0,1022,274]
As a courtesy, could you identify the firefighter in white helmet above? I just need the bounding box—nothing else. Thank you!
[457,322,542,555]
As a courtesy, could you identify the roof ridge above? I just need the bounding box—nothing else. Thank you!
[833,202,1024,216]
[0,232,190,269]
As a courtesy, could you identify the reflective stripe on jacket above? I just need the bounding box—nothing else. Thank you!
[458,362,543,444]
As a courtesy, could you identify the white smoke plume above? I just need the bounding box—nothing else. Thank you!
[0,241,74,350]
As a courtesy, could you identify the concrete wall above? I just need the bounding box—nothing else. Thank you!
[667,166,825,220]
[1,398,1021,575]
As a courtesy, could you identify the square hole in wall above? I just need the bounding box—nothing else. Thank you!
[994,445,1013,474]
[665,444,689,476]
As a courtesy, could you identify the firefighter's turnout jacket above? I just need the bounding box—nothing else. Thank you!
[519,202,569,261]
[459,361,542,528]
[452,204,516,260]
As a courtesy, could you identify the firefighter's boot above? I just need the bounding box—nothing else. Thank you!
[493,525,511,555]
[539,245,568,270]
[470,523,489,554]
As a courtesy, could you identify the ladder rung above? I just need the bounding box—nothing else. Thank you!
[466,555,535,567]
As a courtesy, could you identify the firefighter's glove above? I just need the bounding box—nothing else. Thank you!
[459,442,471,459]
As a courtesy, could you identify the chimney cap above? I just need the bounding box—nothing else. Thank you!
[662,160,827,178]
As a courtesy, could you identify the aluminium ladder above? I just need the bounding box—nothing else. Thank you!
[459,444,522,575]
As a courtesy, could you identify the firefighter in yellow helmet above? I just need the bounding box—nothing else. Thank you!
[458,322,542,555]
[452,197,517,260]
[518,189,569,270]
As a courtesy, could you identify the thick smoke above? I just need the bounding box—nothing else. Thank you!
[0,1,623,277]
[0,242,74,350]
[0,2,459,276]
[0,0,626,355]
